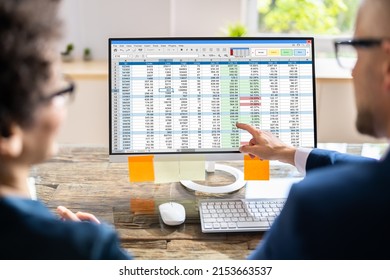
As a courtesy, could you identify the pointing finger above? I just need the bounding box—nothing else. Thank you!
[236,122,259,137]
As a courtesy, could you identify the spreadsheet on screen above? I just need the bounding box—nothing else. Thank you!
[109,37,316,159]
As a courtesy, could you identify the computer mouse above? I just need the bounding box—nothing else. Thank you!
[158,202,186,226]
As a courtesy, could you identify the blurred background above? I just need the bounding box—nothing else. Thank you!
[58,0,385,147]
[59,0,359,60]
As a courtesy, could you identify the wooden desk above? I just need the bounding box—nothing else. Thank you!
[31,146,292,259]
[31,144,376,260]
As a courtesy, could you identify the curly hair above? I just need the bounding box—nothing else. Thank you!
[0,0,61,137]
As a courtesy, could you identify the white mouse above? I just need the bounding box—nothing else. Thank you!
[158,202,186,226]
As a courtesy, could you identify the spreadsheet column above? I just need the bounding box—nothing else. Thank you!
[279,62,301,146]
[128,64,159,151]
[201,62,222,149]
[115,62,133,151]
[248,62,261,130]
[111,61,122,151]
[158,63,174,150]
[220,62,240,148]
[188,63,203,149]
[260,62,281,137]
[299,62,316,147]
[211,63,222,148]
[200,63,214,149]
[172,63,190,149]
[237,62,261,146]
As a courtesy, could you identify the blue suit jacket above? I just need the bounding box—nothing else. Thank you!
[0,197,132,259]
[248,148,390,259]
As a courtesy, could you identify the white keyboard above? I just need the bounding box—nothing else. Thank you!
[198,198,285,233]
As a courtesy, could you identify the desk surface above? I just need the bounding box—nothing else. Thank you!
[31,144,368,260]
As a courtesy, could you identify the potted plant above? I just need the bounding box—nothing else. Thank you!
[83,48,92,61]
[61,43,74,62]
[225,22,247,37]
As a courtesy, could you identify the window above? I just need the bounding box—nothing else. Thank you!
[258,0,360,35]
[245,0,360,58]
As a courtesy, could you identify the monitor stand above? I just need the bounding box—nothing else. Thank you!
[180,161,246,194]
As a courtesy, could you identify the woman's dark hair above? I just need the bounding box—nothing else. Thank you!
[0,0,61,137]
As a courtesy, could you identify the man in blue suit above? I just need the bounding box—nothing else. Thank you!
[237,0,390,259]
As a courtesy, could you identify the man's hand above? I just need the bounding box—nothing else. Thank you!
[236,122,296,166]
[57,205,101,224]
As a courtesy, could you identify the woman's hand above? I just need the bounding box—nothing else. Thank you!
[57,205,101,224]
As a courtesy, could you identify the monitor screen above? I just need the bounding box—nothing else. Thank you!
[109,37,317,162]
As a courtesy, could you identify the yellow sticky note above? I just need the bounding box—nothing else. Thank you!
[244,155,270,180]
[128,156,155,182]
[154,156,180,183]
[179,155,206,181]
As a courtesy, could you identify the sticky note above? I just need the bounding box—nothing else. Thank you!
[244,155,270,180]
[128,156,155,182]
[130,198,155,213]
[154,156,180,183]
[179,155,206,181]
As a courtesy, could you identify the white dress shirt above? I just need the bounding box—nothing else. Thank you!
[294,148,313,175]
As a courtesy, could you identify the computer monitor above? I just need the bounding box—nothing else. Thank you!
[109,37,317,192]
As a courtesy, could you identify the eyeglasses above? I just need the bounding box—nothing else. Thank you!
[39,77,75,105]
[334,38,385,69]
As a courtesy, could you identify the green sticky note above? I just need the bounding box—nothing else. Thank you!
[154,156,180,183]
[179,155,206,181]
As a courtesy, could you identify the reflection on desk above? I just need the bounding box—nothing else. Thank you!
[31,144,384,260]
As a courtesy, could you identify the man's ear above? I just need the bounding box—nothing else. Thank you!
[382,41,390,91]
[0,123,23,158]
